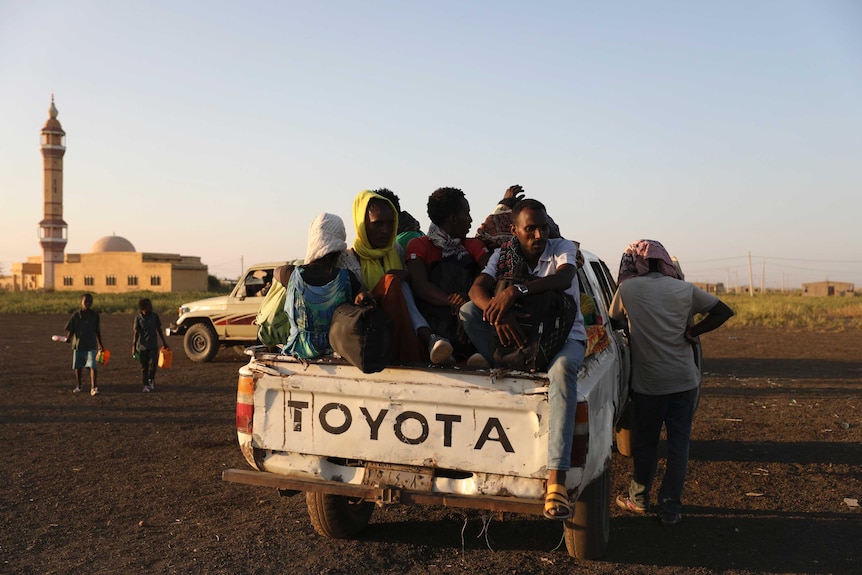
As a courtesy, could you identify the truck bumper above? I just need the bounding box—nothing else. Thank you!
[222,468,545,516]
[165,323,185,338]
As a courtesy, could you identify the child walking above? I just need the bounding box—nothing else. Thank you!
[64,293,105,396]
[132,298,170,392]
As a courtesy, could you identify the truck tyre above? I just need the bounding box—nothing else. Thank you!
[564,465,610,560]
[183,323,219,363]
[306,493,375,539]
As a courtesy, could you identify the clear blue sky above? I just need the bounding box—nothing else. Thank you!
[2,0,860,289]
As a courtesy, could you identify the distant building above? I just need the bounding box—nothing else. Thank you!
[53,235,207,293]
[2,257,43,291]
[692,282,725,295]
[802,281,855,297]
[0,98,208,293]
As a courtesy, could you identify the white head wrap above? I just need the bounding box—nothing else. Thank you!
[304,212,348,264]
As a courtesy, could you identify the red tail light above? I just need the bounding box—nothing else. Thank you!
[236,374,254,434]
[569,401,589,466]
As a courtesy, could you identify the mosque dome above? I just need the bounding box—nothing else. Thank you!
[91,235,136,253]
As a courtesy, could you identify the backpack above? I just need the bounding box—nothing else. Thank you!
[491,279,577,373]
[256,278,290,347]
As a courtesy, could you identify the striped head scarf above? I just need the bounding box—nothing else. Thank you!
[617,239,683,284]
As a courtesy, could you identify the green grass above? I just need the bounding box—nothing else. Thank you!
[0,290,225,315]
[720,293,862,330]
[2,290,861,330]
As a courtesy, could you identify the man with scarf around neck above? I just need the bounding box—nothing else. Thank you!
[610,239,733,527]
[406,187,490,363]
[459,198,587,520]
[344,190,428,363]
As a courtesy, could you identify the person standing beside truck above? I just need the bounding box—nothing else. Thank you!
[610,239,734,527]
[459,198,587,520]
[64,293,105,396]
[133,298,170,393]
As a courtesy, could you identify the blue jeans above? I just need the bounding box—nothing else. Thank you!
[629,387,699,515]
[459,301,586,470]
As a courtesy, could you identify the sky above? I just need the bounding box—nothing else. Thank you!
[1,0,861,290]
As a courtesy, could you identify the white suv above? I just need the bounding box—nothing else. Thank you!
[166,262,287,362]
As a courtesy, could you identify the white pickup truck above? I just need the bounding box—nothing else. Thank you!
[222,250,632,560]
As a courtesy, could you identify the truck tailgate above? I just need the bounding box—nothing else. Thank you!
[250,361,550,478]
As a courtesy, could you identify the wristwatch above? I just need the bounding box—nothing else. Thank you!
[514,283,529,297]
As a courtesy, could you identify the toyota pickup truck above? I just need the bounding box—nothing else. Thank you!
[222,250,632,560]
[166,262,287,362]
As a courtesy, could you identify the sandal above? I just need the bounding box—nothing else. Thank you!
[543,483,571,520]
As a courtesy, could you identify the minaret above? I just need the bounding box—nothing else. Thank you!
[39,95,68,290]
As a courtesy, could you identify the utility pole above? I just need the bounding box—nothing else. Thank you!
[761,258,765,294]
[748,251,754,296]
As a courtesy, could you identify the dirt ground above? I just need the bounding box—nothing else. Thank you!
[0,313,859,575]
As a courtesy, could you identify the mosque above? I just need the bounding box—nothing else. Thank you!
[0,98,208,293]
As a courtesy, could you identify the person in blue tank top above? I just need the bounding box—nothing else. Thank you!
[275,213,373,359]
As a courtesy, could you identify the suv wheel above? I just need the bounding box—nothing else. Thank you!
[183,323,219,362]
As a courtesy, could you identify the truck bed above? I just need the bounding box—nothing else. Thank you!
[230,329,625,504]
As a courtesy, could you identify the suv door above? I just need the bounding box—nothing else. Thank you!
[225,267,274,339]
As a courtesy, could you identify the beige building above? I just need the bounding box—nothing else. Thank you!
[2,258,44,291]
[0,98,208,293]
[53,235,208,293]
[802,281,856,297]
[692,282,725,295]
[1,236,208,293]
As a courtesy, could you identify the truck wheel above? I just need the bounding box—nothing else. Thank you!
[306,493,374,539]
[183,323,219,363]
[564,465,610,560]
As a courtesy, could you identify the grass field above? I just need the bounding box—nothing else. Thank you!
[0,290,220,315]
[720,293,862,330]
[2,290,860,330]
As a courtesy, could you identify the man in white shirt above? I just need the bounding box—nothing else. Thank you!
[460,198,586,520]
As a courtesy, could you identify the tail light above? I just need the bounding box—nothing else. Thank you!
[569,401,589,466]
[236,374,254,434]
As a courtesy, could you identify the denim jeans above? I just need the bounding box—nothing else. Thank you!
[459,301,586,470]
[401,282,430,334]
[628,386,699,515]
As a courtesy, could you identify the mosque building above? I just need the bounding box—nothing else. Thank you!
[0,97,208,293]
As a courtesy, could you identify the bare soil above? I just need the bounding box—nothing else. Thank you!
[1,314,860,575]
